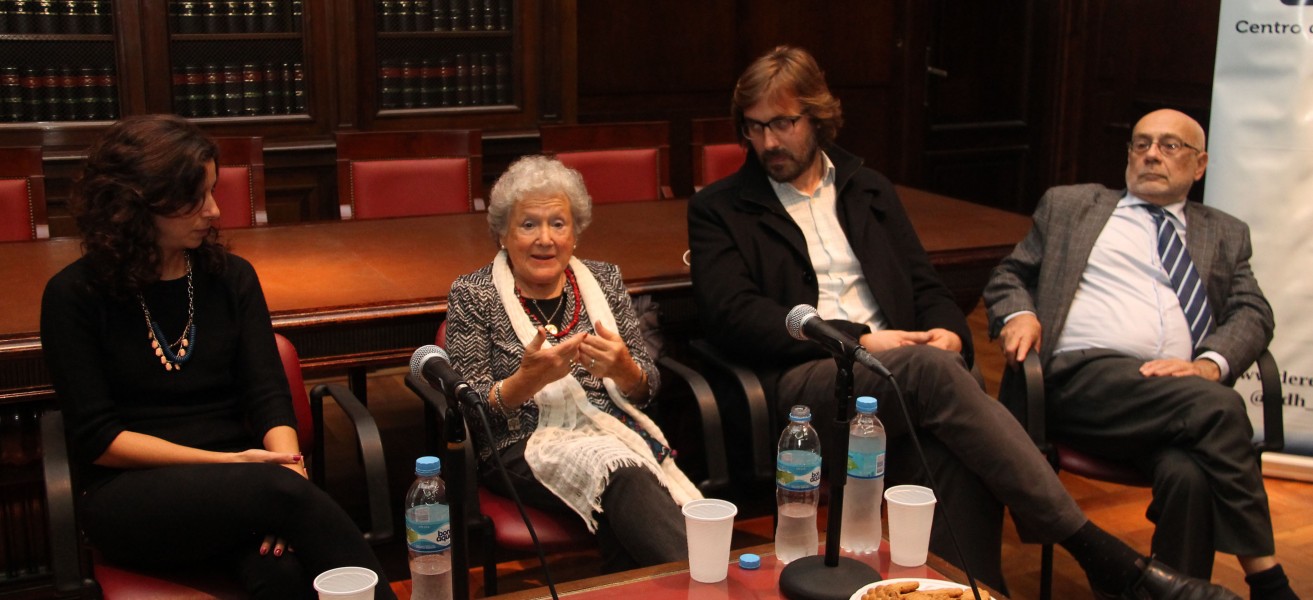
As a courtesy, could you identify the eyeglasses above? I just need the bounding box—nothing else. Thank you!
[1127,137,1202,157]
[741,115,804,139]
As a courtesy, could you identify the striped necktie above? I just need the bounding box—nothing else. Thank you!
[1143,204,1213,351]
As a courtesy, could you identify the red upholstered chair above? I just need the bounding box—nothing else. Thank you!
[335,130,482,220]
[0,146,49,242]
[539,121,672,203]
[406,316,727,597]
[42,334,392,599]
[690,117,746,191]
[211,136,268,229]
[1002,352,1285,600]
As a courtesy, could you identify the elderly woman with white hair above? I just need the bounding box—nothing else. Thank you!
[444,155,701,571]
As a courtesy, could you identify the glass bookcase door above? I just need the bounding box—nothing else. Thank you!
[165,1,310,119]
[372,0,518,114]
[0,1,119,123]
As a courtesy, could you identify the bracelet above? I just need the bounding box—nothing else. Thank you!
[619,365,647,399]
[493,380,510,415]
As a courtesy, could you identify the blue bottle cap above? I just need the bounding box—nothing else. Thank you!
[788,405,812,422]
[738,553,761,569]
[856,396,878,413]
[415,455,441,476]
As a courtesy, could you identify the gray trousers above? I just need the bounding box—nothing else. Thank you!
[778,345,1086,592]
[1047,348,1275,579]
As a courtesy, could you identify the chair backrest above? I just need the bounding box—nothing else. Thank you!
[539,121,671,204]
[0,146,49,241]
[690,117,746,191]
[335,130,482,220]
[212,136,267,229]
[274,333,315,453]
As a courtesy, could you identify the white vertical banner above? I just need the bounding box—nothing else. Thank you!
[1207,0,1313,458]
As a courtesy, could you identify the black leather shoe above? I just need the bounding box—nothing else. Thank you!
[1093,558,1242,600]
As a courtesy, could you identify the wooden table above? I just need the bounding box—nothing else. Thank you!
[0,190,1030,403]
[390,540,1008,600]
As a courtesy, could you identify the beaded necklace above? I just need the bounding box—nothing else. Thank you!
[516,267,582,338]
[138,255,196,372]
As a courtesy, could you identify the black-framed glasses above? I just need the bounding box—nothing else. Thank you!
[1127,137,1202,157]
[741,115,803,139]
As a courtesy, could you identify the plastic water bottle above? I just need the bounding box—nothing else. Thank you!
[840,396,886,554]
[406,456,453,600]
[775,405,821,564]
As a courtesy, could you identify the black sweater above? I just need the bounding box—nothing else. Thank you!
[40,253,298,487]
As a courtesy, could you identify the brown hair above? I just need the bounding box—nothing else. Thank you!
[732,45,843,146]
[72,114,224,297]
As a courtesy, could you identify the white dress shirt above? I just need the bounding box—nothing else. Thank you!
[1045,193,1229,377]
[771,152,888,332]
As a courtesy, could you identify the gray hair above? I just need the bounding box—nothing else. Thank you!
[487,155,593,245]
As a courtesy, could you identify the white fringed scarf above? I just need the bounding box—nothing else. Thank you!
[492,251,702,531]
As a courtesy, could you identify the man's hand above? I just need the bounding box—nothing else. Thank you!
[925,328,963,353]
[1140,358,1222,382]
[997,313,1041,367]
[860,330,932,353]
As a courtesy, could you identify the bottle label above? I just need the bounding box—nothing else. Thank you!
[405,503,451,553]
[846,450,886,479]
[776,449,822,491]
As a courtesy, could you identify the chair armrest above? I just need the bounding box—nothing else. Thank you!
[309,384,393,544]
[1020,352,1047,448]
[657,356,730,494]
[1256,349,1284,454]
[689,339,774,483]
[40,410,98,595]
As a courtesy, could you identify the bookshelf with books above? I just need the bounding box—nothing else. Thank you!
[0,1,121,125]
[355,0,566,133]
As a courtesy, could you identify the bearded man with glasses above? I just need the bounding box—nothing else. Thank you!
[986,109,1296,599]
[690,47,1244,599]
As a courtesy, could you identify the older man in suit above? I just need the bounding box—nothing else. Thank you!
[985,109,1295,598]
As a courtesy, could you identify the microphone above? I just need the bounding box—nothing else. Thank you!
[785,304,892,378]
[409,345,484,408]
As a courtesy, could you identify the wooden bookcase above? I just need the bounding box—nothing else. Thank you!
[0,0,576,234]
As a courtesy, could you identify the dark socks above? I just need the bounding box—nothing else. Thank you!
[1059,521,1144,595]
[1246,564,1298,600]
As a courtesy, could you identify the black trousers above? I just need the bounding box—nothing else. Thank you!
[777,345,1087,593]
[83,463,396,600]
[481,439,687,573]
[1047,348,1276,579]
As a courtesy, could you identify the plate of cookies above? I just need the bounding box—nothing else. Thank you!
[851,578,990,600]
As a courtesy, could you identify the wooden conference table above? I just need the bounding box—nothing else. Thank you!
[0,188,1030,403]
[391,540,1009,599]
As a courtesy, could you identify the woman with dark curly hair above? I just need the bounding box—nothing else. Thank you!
[39,114,395,599]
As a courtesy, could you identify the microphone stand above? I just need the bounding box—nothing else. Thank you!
[778,355,878,600]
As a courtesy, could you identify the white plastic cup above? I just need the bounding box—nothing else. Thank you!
[884,485,937,567]
[682,498,738,583]
[313,566,378,600]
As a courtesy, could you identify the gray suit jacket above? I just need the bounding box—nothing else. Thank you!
[983,183,1274,383]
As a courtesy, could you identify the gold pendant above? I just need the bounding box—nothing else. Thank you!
[545,324,558,335]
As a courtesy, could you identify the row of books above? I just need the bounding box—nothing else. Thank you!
[377,0,512,33]
[378,52,510,110]
[170,0,304,34]
[171,62,306,118]
[0,0,112,35]
[0,64,118,123]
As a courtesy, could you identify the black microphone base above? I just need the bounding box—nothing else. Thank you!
[778,554,879,600]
